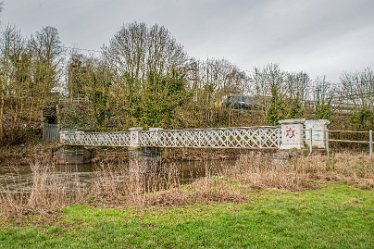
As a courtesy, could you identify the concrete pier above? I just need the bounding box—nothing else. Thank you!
[53,146,92,164]
[128,127,162,173]
[128,148,162,174]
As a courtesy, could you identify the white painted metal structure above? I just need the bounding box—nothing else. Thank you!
[61,127,281,149]
[60,119,331,150]
[139,127,280,148]
[60,131,132,147]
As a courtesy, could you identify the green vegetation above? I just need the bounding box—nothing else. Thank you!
[1,184,373,248]
[1,17,373,146]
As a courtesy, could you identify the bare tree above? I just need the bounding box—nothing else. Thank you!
[198,58,248,91]
[252,64,285,96]
[102,22,189,119]
[251,64,286,111]
[339,68,374,129]
[285,72,310,100]
[28,26,63,101]
[103,22,187,85]
[313,76,334,119]
[187,57,249,107]
[340,68,374,109]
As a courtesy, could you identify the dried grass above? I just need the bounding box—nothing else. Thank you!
[1,151,373,219]
[147,177,247,207]
[223,151,374,191]
[215,152,316,191]
[0,161,88,220]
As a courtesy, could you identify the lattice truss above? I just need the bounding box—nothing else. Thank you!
[61,132,132,146]
[140,127,280,149]
[61,127,281,149]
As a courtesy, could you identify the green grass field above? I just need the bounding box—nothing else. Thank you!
[1,183,373,248]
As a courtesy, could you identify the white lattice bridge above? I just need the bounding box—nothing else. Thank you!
[60,127,281,149]
[60,119,330,150]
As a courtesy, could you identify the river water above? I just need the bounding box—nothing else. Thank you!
[0,159,233,194]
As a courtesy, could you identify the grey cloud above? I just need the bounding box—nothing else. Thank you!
[2,0,374,81]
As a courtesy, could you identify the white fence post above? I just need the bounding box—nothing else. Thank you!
[60,130,66,144]
[129,127,143,149]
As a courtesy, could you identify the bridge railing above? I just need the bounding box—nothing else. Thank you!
[61,126,281,149]
[61,131,132,147]
[60,119,331,151]
[140,127,281,149]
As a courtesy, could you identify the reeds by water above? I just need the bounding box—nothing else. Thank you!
[0,151,373,219]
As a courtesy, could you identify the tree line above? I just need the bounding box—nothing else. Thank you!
[0,21,373,145]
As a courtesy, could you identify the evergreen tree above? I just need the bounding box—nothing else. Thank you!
[267,85,284,125]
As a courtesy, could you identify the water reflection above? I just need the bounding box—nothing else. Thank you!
[0,160,233,194]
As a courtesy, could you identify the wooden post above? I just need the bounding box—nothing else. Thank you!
[309,128,313,154]
[325,129,330,157]
[369,130,372,160]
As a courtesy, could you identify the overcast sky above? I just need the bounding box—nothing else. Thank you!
[2,0,374,82]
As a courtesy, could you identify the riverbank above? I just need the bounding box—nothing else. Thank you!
[0,151,373,247]
[1,183,373,248]
[1,151,373,217]
[0,143,252,167]
[0,143,53,166]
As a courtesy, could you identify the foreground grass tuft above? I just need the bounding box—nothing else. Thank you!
[1,183,373,248]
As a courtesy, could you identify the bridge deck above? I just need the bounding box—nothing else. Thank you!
[61,127,281,149]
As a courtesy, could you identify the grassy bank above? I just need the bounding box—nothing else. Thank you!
[1,183,373,248]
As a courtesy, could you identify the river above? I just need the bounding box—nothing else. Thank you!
[0,159,233,193]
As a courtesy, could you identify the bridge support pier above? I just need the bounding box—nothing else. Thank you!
[304,119,330,149]
[274,119,330,163]
[128,148,162,173]
[53,146,92,164]
[279,119,305,150]
[128,127,162,173]
[274,119,306,163]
